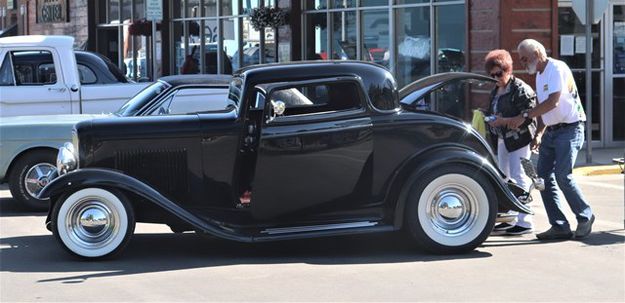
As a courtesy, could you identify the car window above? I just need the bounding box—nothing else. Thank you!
[151,87,235,115]
[115,81,170,116]
[268,81,361,117]
[11,50,58,85]
[77,64,98,84]
[0,54,15,86]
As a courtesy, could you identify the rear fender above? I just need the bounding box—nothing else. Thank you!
[392,147,532,229]
[39,168,250,242]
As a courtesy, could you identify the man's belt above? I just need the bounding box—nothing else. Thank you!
[546,121,583,132]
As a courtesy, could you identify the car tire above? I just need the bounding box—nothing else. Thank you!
[51,188,135,259]
[405,165,497,254]
[8,150,57,211]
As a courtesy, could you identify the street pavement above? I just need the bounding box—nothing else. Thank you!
[1,175,623,302]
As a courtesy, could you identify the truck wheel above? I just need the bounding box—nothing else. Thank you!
[405,165,496,254]
[8,150,57,211]
[51,188,135,259]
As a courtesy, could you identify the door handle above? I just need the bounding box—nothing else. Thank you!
[48,87,67,92]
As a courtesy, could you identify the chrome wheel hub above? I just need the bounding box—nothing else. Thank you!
[66,199,119,249]
[24,163,56,199]
[426,185,478,236]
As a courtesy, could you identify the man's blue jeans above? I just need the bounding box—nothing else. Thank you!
[537,123,593,229]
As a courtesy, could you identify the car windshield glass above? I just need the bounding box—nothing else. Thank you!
[115,81,170,116]
[227,77,243,110]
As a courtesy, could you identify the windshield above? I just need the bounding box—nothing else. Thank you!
[115,81,170,116]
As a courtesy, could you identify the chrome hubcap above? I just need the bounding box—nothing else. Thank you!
[24,163,56,199]
[426,185,478,236]
[66,199,119,249]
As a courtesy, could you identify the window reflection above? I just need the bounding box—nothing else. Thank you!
[395,6,430,87]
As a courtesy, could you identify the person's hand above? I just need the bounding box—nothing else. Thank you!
[487,115,505,127]
[507,115,525,129]
[530,134,542,153]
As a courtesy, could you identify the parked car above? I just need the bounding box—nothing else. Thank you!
[39,61,532,259]
[0,35,150,117]
[0,74,231,210]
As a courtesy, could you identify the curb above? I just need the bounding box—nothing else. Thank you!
[573,165,623,176]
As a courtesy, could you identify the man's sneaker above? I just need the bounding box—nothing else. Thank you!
[491,223,515,235]
[504,226,533,236]
[536,226,573,241]
[575,215,595,239]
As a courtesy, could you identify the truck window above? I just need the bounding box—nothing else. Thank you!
[11,51,58,85]
[0,55,15,86]
[77,64,98,84]
[268,81,362,116]
[150,87,235,115]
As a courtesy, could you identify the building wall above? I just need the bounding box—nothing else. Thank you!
[23,0,88,48]
[468,0,558,110]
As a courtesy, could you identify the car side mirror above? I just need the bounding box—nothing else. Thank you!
[267,100,285,123]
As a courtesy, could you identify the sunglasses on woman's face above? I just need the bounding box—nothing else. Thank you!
[490,71,504,78]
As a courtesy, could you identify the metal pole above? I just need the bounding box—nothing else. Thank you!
[585,0,593,164]
[152,20,158,80]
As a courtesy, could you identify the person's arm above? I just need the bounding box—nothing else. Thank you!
[531,116,546,152]
[508,90,561,129]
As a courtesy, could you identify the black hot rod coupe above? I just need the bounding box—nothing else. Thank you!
[39,61,532,259]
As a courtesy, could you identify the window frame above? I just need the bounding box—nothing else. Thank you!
[9,49,60,86]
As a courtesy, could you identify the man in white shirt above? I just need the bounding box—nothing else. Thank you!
[508,39,594,240]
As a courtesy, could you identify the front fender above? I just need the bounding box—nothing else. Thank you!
[393,147,533,228]
[39,168,250,242]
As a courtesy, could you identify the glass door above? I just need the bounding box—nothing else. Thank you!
[609,2,625,145]
[558,4,604,145]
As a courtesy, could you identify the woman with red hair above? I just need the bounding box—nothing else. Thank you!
[485,49,537,236]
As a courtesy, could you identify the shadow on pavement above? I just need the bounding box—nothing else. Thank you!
[0,232,491,283]
[482,230,624,248]
[0,197,47,217]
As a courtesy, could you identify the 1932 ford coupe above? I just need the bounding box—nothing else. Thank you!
[39,61,532,259]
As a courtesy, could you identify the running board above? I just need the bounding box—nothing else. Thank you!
[261,221,379,235]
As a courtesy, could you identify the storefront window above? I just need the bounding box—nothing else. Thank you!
[613,78,625,141]
[362,10,389,67]
[108,0,120,23]
[304,13,328,60]
[305,0,327,10]
[395,6,430,87]
[435,4,465,72]
[558,7,601,69]
[332,11,357,60]
[361,0,387,7]
[332,0,355,9]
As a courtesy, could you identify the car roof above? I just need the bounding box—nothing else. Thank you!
[0,35,74,48]
[158,74,233,87]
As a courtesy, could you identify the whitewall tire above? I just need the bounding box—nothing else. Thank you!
[406,165,496,254]
[52,188,135,259]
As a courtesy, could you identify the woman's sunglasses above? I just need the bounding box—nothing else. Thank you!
[490,71,504,78]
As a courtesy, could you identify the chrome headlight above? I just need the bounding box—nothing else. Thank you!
[57,142,77,175]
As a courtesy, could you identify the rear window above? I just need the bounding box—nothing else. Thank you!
[269,81,362,117]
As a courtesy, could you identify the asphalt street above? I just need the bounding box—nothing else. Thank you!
[1,175,623,302]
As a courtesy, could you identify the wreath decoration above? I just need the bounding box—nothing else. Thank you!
[249,7,288,31]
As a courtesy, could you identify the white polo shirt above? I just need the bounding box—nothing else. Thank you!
[535,58,587,126]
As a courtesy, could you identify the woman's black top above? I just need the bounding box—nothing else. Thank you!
[487,76,537,152]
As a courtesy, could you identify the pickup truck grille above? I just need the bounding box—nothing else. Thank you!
[115,148,188,200]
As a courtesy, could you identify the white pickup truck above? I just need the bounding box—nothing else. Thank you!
[0,35,149,117]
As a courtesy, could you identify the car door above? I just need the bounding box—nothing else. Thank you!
[145,85,238,209]
[249,78,374,220]
[0,49,72,117]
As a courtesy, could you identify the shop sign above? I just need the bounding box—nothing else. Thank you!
[37,0,68,23]
[146,0,163,21]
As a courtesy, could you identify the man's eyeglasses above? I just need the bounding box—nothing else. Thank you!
[490,71,504,78]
